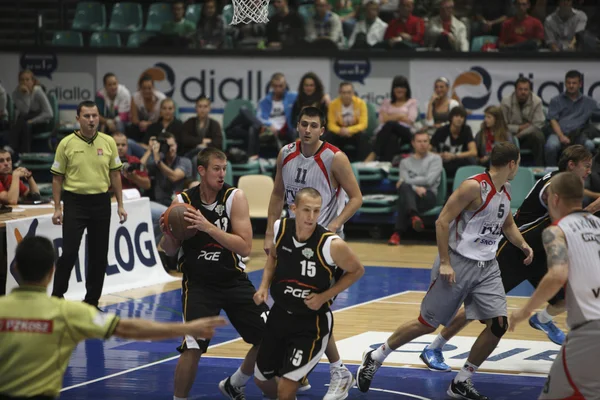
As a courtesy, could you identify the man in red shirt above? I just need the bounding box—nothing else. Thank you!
[112,132,151,192]
[384,0,424,49]
[0,149,39,205]
[499,0,544,51]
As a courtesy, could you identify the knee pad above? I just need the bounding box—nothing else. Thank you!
[490,316,508,339]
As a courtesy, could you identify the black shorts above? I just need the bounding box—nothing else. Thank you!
[498,218,564,305]
[255,304,333,382]
[177,274,269,353]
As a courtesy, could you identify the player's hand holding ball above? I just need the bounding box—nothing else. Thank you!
[184,208,213,232]
[254,287,269,305]
[439,261,456,284]
[304,292,327,311]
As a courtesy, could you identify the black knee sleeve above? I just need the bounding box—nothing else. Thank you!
[490,316,508,338]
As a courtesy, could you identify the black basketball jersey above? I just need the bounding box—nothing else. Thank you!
[177,183,246,285]
[270,218,338,315]
[513,170,558,228]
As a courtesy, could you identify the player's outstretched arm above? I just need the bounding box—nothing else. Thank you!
[329,152,363,233]
[509,226,569,330]
[264,150,286,254]
[114,316,226,341]
[502,212,533,265]
[435,180,480,283]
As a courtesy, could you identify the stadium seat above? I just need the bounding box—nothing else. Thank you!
[365,102,378,138]
[421,169,447,217]
[238,175,274,218]
[222,5,234,25]
[126,31,155,47]
[90,32,122,47]
[351,162,385,182]
[452,165,486,191]
[222,99,255,150]
[146,2,173,32]
[298,4,314,22]
[108,2,143,32]
[471,35,498,52]
[351,164,397,214]
[185,3,202,25]
[71,2,107,31]
[51,31,84,47]
[225,161,233,186]
[510,167,535,212]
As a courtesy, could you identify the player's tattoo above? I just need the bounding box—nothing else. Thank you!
[542,227,568,268]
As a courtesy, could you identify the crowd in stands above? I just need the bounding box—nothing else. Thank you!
[58,0,600,51]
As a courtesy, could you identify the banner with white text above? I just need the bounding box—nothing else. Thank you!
[5,198,178,299]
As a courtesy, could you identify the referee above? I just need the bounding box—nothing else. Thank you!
[50,100,127,309]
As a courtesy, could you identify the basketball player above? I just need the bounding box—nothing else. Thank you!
[510,172,600,399]
[263,106,362,399]
[420,145,592,372]
[159,148,276,400]
[254,188,365,400]
[357,142,534,400]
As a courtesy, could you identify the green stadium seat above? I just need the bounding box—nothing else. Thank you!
[71,2,107,31]
[51,31,84,47]
[471,35,498,52]
[146,2,173,32]
[351,164,396,214]
[365,102,378,138]
[421,169,447,217]
[510,167,535,213]
[108,2,143,32]
[222,5,234,25]
[185,3,202,24]
[126,31,155,47]
[90,32,122,47]
[222,99,255,150]
[351,162,385,182]
[226,162,233,186]
[452,165,486,192]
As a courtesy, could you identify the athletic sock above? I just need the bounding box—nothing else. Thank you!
[426,334,448,351]
[454,361,478,383]
[537,308,553,324]
[230,367,252,387]
[371,340,393,363]
[174,397,187,400]
[330,359,344,370]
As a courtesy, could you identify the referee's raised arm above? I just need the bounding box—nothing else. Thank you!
[50,100,126,310]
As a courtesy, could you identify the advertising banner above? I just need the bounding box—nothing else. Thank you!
[96,55,331,111]
[5,198,178,299]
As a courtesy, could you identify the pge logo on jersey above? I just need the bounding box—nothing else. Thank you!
[140,62,176,98]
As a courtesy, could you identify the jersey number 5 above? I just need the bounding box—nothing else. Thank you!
[291,349,304,366]
[300,260,316,277]
[497,204,505,219]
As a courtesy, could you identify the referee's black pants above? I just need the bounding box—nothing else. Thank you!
[51,191,111,307]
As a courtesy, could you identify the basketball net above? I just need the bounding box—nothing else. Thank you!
[231,0,270,24]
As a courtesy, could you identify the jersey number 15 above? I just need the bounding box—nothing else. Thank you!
[300,260,316,277]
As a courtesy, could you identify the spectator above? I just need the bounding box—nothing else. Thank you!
[326,81,368,161]
[161,1,196,38]
[431,106,477,178]
[112,132,151,193]
[144,98,184,145]
[196,0,226,49]
[425,77,460,130]
[425,0,469,51]
[328,0,360,38]
[544,0,588,51]
[475,105,513,166]
[180,95,223,161]
[501,77,545,166]
[0,149,39,205]
[545,70,598,166]
[347,0,388,48]
[141,132,192,242]
[306,0,345,47]
[96,73,131,134]
[290,72,331,128]
[129,75,167,145]
[378,0,399,23]
[472,0,512,37]
[383,0,425,49]
[256,72,297,145]
[266,0,305,49]
[364,76,418,163]
[10,70,53,154]
[415,0,472,19]
[389,132,442,245]
[499,0,544,51]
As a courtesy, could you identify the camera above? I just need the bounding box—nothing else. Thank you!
[156,138,170,154]
[120,157,143,173]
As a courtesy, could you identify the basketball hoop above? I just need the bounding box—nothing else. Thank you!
[230,0,270,24]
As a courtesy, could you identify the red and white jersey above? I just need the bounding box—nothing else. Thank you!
[556,211,600,329]
[448,172,512,261]
[281,140,345,229]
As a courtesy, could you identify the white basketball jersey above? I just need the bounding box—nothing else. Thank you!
[281,140,345,229]
[449,173,512,261]
[556,211,600,329]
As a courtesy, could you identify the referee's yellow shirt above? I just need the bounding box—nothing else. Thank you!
[50,131,122,194]
[0,286,120,398]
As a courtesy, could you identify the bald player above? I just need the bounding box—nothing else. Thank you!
[0,236,225,399]
[510,172,600,399]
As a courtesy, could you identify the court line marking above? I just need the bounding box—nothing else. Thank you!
[61,290,412,391]
[377,301,542,311]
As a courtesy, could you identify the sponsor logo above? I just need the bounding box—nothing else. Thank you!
[197,250,221,261]
[283,286,311,298]
[451,66,492,110]
[581,232,600,244]
[302,248,314,259]
[474,238,497,246]
[215,204,225,217]
[480,222,502,236]
[140,62,176,98]
[97,148,103,156]
[281,246,293,253]
[0,319,53,333]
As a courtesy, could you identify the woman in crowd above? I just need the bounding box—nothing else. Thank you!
[180,95,223,160]
[474,105,513,166]
[424,77,460,131]
[290,72,330,128]
[196,0,226,49]
[96,73,131,134]
[129,75,166,145]
[364,75,417,163]
[10,70,53,154]
[144,98,184,144]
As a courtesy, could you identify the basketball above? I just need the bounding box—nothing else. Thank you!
[163,203,198,241]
